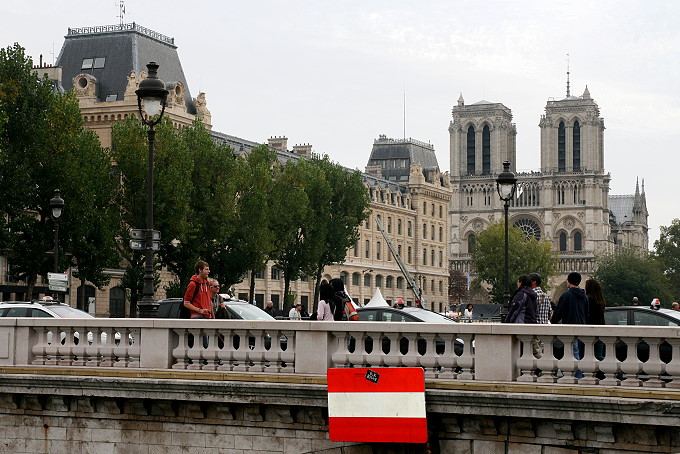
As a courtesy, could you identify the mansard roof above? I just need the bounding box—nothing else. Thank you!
[367,135,439,182]
[55,23,196,114]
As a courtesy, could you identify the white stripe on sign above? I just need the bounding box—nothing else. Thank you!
[328,392,426,418]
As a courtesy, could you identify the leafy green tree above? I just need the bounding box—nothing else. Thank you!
[111,116,193,312]
[654,219,680,298]
[269,158,314,310]
[0,44,118,301]
[592,247,673,307]
[308,156,370,302]
[471,222,557,304]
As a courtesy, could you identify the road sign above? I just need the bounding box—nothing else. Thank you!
[49,283,68,292]
[129,240,160,251]
[47,272,68,282]
[130,229,161,240]
[327,367,426,443]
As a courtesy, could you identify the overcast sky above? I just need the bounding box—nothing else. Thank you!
[3,1,679,245]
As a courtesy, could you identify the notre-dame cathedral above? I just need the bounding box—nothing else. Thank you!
[448,82,648,289]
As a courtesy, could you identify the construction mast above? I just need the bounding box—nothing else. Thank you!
[375,216,423,305]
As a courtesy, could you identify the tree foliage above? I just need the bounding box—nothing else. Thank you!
[471,222,558,304]
[654,218,680,298]
[592,247,673,307]
[0,44,119,300]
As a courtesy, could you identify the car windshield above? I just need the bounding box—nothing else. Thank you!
[48,305,94,318]
[225,303,275,321]
[401,307,455,322]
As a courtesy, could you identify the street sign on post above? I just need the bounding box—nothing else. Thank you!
[130,229,145,240]
[129,240,160,251]
[49,283,68,292]
[47,272,68,282]
[327,367,426,443]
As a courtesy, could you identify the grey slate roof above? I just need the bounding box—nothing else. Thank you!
[609,195,635,225]
[367,136,439,182]
[55,23,196,114]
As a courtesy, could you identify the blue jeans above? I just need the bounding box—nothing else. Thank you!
[573,340,584,379]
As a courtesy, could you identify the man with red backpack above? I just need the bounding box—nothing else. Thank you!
[330,278,358,321]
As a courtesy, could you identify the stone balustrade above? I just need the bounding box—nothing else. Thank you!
[2,318,679,388]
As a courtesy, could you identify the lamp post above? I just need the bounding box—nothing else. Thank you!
[495,161,517,321]
[135,62,168,318]
[49,189,65,301]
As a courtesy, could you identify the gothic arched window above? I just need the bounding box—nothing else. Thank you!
[558,121,566,172]
[559,232,567,251]
[467,126,475,175]
[482,125,491,174]
[513,218,542,241]
[467,234,477,253]
[573,120,581,171]
[574,231,583,251]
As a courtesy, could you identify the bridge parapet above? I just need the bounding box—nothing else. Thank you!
[1,318,680,388]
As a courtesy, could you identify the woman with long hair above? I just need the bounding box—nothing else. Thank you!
[585,278,606,362]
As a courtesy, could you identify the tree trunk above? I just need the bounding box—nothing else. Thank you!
[249,270,256,305]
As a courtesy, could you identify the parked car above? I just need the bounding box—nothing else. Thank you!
[356,306,464,356]
[0,299,126,345]
[604,306,679,363]
[157,297,276,321]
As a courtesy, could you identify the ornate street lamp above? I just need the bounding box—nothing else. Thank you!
[496,161,517,321]
[136,62,168,318]
[49,189,65,301]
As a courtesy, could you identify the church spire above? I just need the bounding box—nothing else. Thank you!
[566,53,570,97]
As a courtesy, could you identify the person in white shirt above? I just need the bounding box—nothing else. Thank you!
[288,303,302,320]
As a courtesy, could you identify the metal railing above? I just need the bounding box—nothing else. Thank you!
[67,23,174,45]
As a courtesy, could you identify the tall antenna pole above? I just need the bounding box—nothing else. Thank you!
[566,53,570,97]
[117,1,126,27]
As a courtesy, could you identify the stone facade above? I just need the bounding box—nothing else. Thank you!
[448,87,648,295]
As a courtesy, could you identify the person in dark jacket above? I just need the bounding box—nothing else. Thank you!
[552,272,589,378]
[505,275,538,324]
[552,272,588,324]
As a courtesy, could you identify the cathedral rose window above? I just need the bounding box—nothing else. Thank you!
[513,218,541,241]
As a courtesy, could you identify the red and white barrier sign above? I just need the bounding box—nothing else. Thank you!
[327,367,427,443]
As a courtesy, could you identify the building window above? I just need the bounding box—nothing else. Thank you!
[254,270,264,279]
[431,249,435,266]
[467,126,475,175]
[386,276,393,288]
[376,275,383,288]
[398,219,402,235]
[364,274,371,287]
[422,202,427,215]
[558,121,566,172]
[387,217,392,233]
[573,120,581,171]
[397,277,404,289]
[439,205,443,218]
[109,287,126,318]
[340,272,348,284]
[271,267,280,280]
[513,218,542,241]
[408,221,412,237]
[439,226,443,242]
[439,281,443,293]
[352,273,360,286]
[482,125,491,174]
[431,280,435,293]
[559,232,567,251]
[439,250,443,268]
[423,249,427,265]
[467,234,476,253]
[354,242,359,257]
[398,244,402,257]
[365,240,370,259]
[431,203,435,216]
[365,217,370,229]
[376,242,381,260]
[93,57,106,69]
[574,231,583,251]
[408,247,412,264]
[431,224,435,240]
[301,295,309,310]
[81,58,94,69]
[423,224,427,239]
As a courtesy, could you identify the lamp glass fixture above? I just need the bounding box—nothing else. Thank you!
[142,98,162,117]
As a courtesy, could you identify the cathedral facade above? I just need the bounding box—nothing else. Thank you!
[448,85,648,292]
